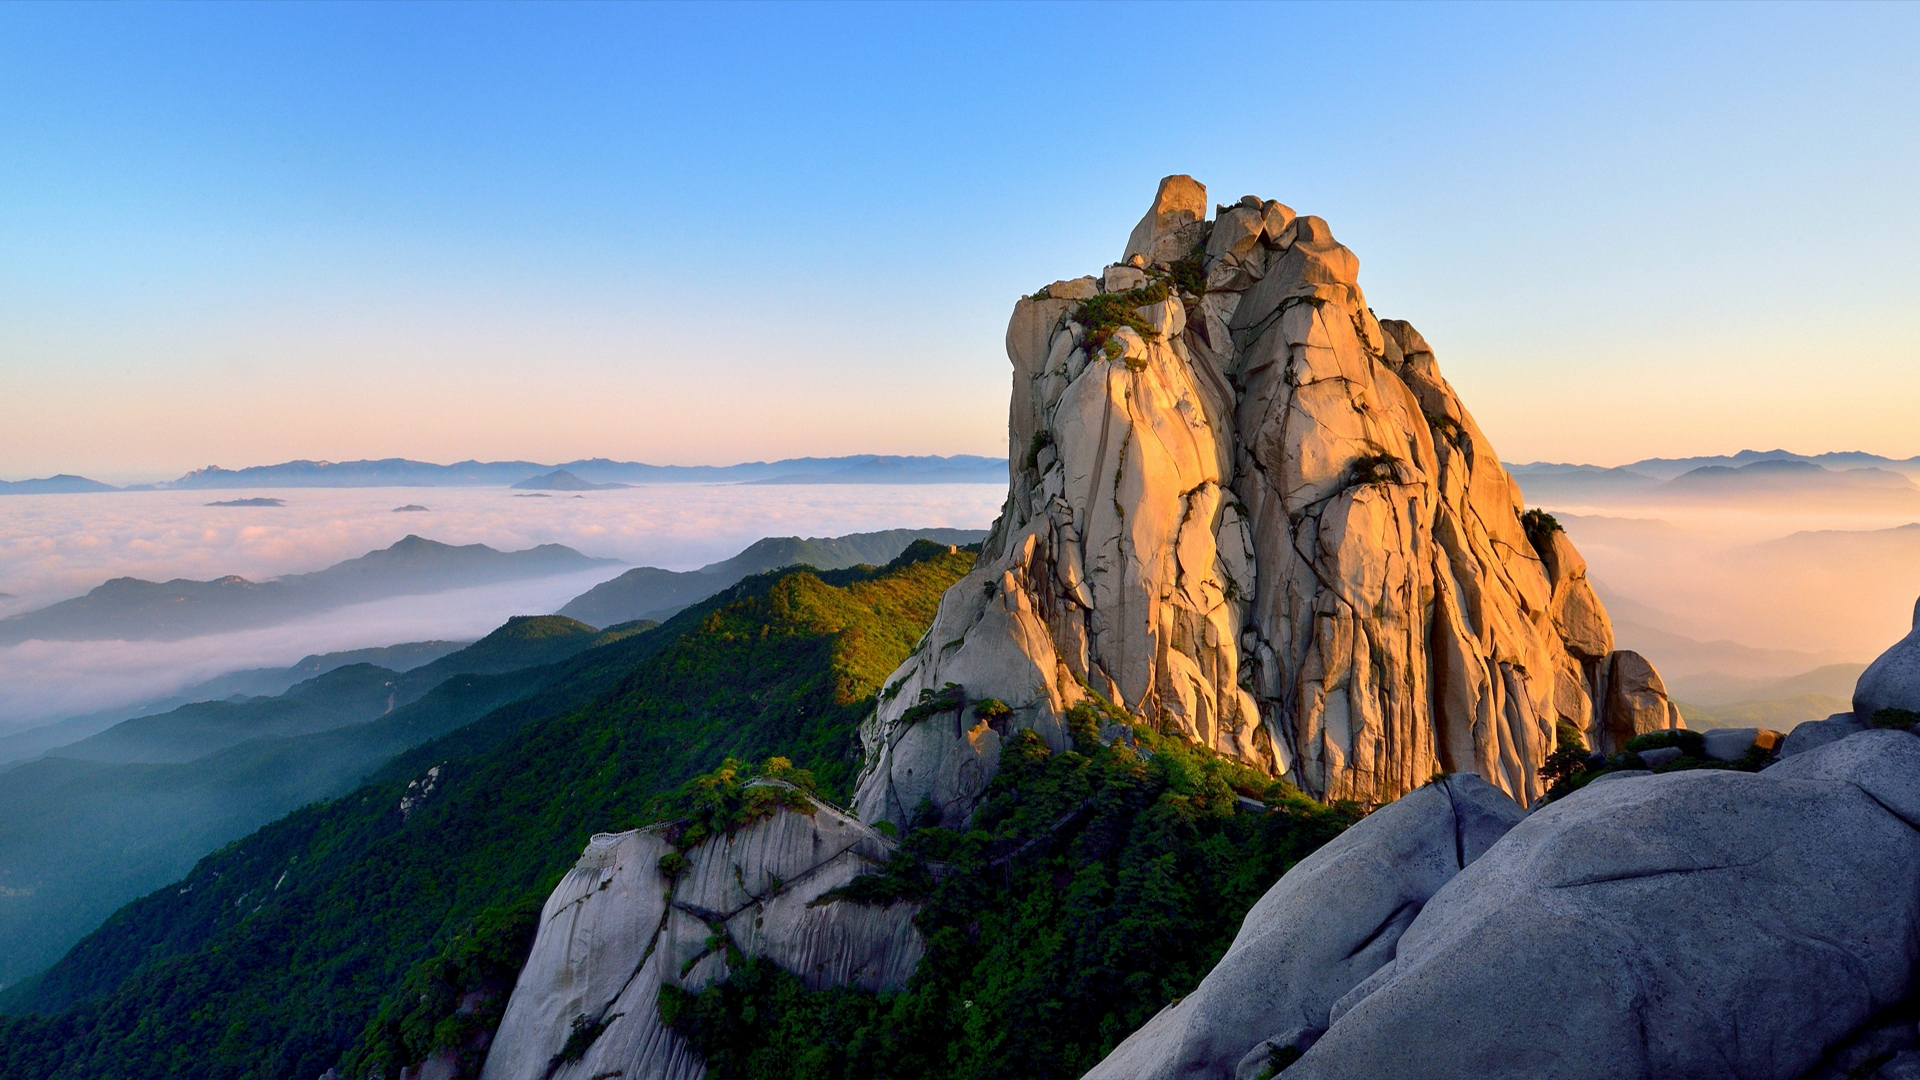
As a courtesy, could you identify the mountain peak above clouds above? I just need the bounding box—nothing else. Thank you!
[853,174,1680,818]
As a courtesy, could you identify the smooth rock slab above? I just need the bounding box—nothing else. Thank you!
[1281,731,1920,1080]
[1080,774,1525,1080]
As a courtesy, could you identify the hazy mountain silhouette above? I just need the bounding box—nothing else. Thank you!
[509,469,628,491]
[556,526,986,627]
[0,474,117,495]
[0,536,617,645]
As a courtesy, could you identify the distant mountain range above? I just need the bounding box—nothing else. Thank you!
[0,535,617,645]
[1509,448,1920,482]
[1509,450,1920,506]
[17,449,1920,496]
[556,526,988,627]
[0,454,1006,493]
[0,474,118,495]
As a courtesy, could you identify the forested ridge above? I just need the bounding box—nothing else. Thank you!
[0,540,1358,1080]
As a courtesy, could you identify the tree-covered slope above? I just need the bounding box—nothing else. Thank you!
[0,544,975,1080]
[556,526,987,627]
[661,710,1360,1080]
[0,617,642,991]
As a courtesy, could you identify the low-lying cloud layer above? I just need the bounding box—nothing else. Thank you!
[11,477,1914,736]
[0,483,1004,730]
[1546,495,1920,678]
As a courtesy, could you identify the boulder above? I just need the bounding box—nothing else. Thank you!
[1780,712,1867,758]
[1701,726,1782,762]
[1636,745,1682,768]
[1124,174,1209,266]
[1081,775,1525,1080]
[1855,596,1920,722]
[479,783,921,1080]
[1260,201,1296,248]
[1602,650,1681,754]
[1584,768,1651,787]
[1205,206,1264,263]
[1049,276,1101,301]
[1278,731,1920,1080]
[1103,265,1148,293]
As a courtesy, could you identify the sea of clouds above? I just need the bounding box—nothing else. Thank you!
[0,483,1006,731]
[7,478,1919,735]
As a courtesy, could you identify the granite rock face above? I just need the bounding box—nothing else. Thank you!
[478,782,921,1080]
[1274,730,1920,1080]
[855,175,1676,823]
[1855,596,1920,721]
[1081,774,1525,1080]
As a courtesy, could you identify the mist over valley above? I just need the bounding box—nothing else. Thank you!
[0,482,1003,730]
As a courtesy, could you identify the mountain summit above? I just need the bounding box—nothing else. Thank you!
[856,175,1678,817]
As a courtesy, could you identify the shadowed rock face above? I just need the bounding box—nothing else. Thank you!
[856,176,1677,822]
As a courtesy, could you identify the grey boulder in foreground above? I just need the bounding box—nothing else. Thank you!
[1083,774,1526,1080]
[1159,730,1920,1080]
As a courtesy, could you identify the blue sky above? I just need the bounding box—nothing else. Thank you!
[2,1,1915,481]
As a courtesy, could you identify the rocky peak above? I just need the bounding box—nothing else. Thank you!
[1122,173,1210,266]
[856,175,1678,823]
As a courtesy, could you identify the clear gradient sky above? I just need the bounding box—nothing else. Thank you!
[2,1,1916,483]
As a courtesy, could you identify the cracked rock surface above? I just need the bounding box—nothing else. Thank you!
[1085,730,1920,1080]
[478,782,920,1080]
[856,175,1677,823]
[1277,730,1920,1080]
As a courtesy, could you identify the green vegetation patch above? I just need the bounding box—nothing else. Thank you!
[1349,453,1401,486]
[1072,281,1170,361]
[648,757,821,857]
[1520,509,1562,560]
[1164,253,1206,297]
[659,710,1360,1080]
[1542,720,1774,802]
[1872,706,1920,731]
[898,683,967,728]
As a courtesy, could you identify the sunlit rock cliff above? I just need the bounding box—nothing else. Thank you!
[856,175,1679,821]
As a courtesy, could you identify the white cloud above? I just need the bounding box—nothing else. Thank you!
[0,483,1004,729]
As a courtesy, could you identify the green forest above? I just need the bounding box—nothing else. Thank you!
[0,541,1357,1080]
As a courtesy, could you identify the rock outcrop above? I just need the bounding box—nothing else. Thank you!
[856,176,1677,823]
[478,782,920,1080]
[1082,615,1920,1080]
[1082,774,1526,1080]
[1274,730,1920,1080]
[1854,596,1920,721]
